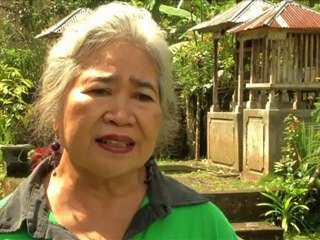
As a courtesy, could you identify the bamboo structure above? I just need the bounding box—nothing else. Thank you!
[240,32,320,110]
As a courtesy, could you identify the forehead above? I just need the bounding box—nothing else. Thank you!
[75,41,160,94]
[80,41,158,72]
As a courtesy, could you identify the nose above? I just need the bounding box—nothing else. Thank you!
[103,96,135,126]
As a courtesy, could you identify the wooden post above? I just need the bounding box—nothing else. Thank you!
[266,89,278,109]
[282,38,288,83]
[264,39,269,84]
[261,39,265,83]
[232,45,239,111]
[270,40,276,84]
[235,40,244,113]
[287,33,293,83]
[310,33,314,81]
[293,90,302,109]
[257,39,262,83]
[247,39,257,109]
[277,40,282,83]
[300,34,304,82]
[294,34,299,83]
[247,90,257,109]
[304,34,309,82]
[316,34,319,79]
[211,36,220,112]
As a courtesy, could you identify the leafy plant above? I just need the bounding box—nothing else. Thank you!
[259,113,320,234]
[258,187,310,233]
[0,64,34,144]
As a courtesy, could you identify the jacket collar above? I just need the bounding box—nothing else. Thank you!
[0,160,52,238]
[124,158,208,239]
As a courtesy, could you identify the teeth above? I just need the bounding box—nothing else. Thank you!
[100,139,130,147]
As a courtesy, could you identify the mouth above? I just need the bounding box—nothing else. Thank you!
[96,139,134,148]
[95,134,135,153]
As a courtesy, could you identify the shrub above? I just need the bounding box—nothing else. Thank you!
[0,64,34,144]
[258,113,320,234]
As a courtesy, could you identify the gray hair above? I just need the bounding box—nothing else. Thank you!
[31,2,177,154]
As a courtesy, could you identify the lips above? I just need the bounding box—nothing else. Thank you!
[96,134,135,154]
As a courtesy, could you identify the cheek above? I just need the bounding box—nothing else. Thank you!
[148,107,163,137]
[66,90,91,114]
[62,91,93,132]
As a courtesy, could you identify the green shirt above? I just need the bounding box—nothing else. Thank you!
[0,160,237,240]
[0,196,236,240]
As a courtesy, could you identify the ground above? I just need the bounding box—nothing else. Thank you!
[158,159,255,192]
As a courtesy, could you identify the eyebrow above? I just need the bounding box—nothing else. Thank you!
[89,74,159,95]
[130,77,159,95]
[89,74,116,84]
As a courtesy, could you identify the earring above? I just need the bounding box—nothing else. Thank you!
[50,140,61,176]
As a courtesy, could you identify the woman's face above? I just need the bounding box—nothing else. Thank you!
[55,42,162,178]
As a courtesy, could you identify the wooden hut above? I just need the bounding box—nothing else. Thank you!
[189,0,274,171]
[228,0,320,181]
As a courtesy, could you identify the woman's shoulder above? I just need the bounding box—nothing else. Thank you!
[161,174,208,206]
[0,194,33,239]
[136,200,238,240]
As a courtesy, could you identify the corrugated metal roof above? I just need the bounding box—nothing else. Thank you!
[35,8,92,39]
[189,0,274,33]
[228,0,320,33]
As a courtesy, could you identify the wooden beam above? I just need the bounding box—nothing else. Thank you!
[261,39,265,83]
[277,40,282,83]
[282,38,288,83]
[294,34,299,83]
[305,34,309,82]
[310,33,314,82]
[246,82,320,90]
[236,40,244,113]
[272,40,278,84]
[264,39,269,84]
[287,33,293,83]
[316,34,319,80]
[211,37,220,112]
[250,40,255,84]
[299,34,304,83]
[257,39,261,83]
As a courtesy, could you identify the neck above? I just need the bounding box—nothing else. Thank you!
[44,155,148,213]
[43,155,149,239]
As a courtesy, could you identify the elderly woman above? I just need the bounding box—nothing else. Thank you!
[0,2,237,240]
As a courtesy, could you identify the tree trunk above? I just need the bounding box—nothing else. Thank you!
[195,94,201,161]
[186,98,195,159]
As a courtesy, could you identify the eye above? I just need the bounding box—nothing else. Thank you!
[135,93,154,102]
[90,89,111,96]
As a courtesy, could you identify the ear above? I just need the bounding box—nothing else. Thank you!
[52,117,59,133]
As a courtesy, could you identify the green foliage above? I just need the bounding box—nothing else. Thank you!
[0,0,108,85]
[159,5,198,21]
[259,113,320,234]
[217,35,236,88]
[0,46,44,83]
[258,187,310,233]
[173,34,213,98]
[274,115,304,175]
[0,65,34,144]
[312,98,320,123]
